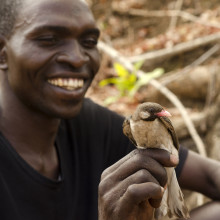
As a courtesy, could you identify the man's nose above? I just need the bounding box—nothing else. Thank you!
[56,40,89,68]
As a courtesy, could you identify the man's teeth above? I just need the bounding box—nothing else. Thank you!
[48,78,84,90]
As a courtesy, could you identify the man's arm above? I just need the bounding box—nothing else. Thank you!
[178,150,220,220]
[179,150,220,200]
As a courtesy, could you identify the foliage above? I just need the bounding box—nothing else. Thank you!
[99,61,164,105]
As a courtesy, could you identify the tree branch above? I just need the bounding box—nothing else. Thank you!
[113,8,220,30]
[127,32,220,63]
[161,44,220,85]
[169,0,184,30]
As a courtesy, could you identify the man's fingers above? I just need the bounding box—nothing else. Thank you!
[100,148,178,200]
[120,182,164,209]
[149,197,163,208]
[143,148,179,167]
[100,150,137,180]
[102,148,179,180]
[102,149,173,188]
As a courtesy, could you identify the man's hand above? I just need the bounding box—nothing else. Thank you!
[98,148,179,220]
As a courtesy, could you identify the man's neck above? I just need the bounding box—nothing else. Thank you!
[0,111,61,179]
[0,82,61,153]
[0,95,62,180]
[0,104,60,149]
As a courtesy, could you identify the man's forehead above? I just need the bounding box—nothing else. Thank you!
[22,0,88,4]
[18,0,91,19]
[12,0,96,34]
[20,0,89,10]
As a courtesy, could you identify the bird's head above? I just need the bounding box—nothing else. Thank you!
[133,102,171,121]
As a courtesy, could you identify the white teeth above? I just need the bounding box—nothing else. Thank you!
[48,78,84,90]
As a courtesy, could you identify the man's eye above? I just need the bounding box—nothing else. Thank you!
[36,36,59,46]
[81,37,98,49]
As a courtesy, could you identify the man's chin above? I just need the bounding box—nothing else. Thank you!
[59,99,84,119]
[44,98,84,120]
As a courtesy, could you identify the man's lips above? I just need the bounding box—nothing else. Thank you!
[47,78,84,91]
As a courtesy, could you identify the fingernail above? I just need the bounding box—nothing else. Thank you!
[170,154,179,164]
[164,184,167,190]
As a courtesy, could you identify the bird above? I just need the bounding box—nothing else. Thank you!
[122,102,189,220]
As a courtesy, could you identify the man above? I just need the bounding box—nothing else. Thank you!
[0,0,219,219]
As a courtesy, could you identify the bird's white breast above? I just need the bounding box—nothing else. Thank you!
[130,118,177,155]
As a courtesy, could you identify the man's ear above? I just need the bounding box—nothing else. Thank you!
[0,35,8,70]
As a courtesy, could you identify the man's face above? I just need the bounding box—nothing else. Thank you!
[4,0,100,118]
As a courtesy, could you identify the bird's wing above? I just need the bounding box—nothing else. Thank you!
[122,117,137,147]
[159,116,179,150]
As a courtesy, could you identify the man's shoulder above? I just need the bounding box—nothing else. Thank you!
[81,98,112,114]
[76,98,124,122]
[60,98,124,132]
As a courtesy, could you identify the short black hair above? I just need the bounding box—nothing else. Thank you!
[0,0,89,37]
[0,0,21,37]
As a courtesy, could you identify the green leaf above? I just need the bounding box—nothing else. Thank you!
[99,61,164,103]
[133,60,144,72]
[113,63,129,77]
[138,68,164,85]
[128,73,137,83]
[99,78,118,87]
[129,68,164,96]
[103,96,119,106]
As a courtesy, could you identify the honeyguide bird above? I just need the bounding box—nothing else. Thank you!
[123,102,189,220]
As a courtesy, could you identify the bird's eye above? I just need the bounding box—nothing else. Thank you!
[149,108,154,113]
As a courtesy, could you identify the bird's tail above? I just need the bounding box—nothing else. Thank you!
[154,168,190,220]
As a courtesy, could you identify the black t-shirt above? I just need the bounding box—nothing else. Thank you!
[0,98,188,220]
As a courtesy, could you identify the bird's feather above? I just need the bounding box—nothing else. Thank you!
[159,116,179,151]
[122,117,137,147]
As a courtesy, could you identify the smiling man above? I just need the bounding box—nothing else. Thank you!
[0,0,220,220]
[3,0,100,119]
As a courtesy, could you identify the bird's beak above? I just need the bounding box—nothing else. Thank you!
[155,110,172,117]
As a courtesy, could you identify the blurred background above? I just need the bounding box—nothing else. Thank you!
[86,0,220,212]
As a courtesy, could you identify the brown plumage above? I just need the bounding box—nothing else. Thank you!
[123,102,189,220]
